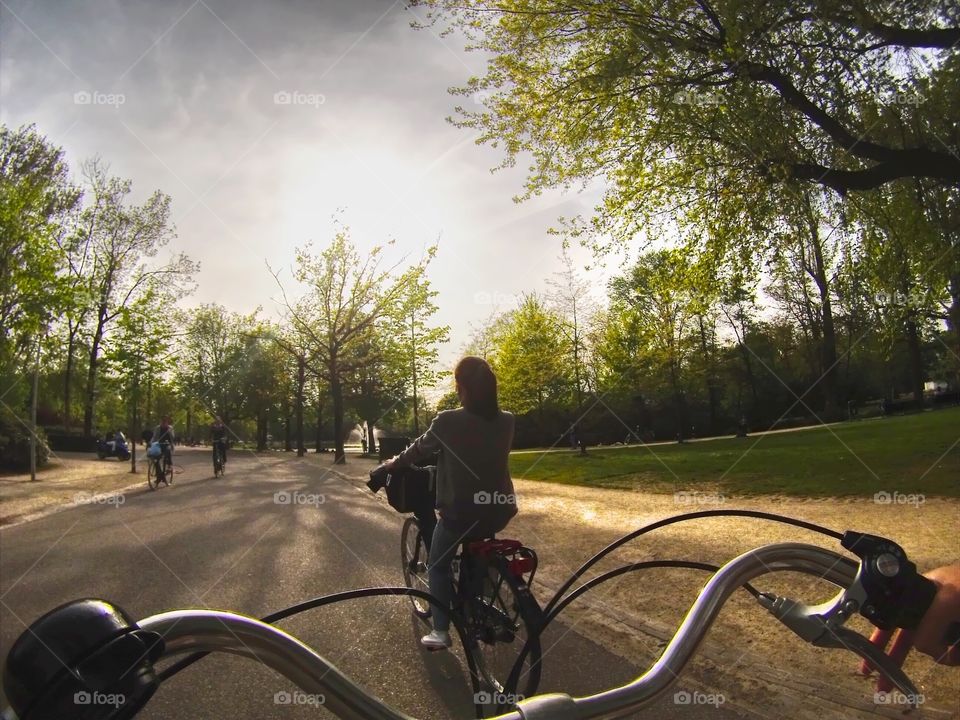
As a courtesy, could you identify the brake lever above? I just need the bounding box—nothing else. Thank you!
[757,530,938,709]
[758,589,923,706]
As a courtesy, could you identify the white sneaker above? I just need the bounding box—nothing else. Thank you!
[420,630,452,650]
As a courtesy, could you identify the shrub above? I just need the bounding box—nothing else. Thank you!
[0,406,50,471]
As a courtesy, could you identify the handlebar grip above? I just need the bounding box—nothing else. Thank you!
[3,599,163,720]
[841,531,937,630]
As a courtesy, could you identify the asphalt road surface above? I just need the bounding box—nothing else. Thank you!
[0,448,750,719]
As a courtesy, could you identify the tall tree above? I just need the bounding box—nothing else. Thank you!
[610,250,698,440]
[390,266,450,434]
[547,250,595,408]
[178,304,260,425]
[766,190,843,416]
[77,161,197,437]
[277,225,429,463]
[102,289,171,472]
[491,294,568,443]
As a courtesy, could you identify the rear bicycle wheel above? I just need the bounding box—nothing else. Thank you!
[147,460,159,491]
[163,457,173,485]
[466,559,543,704]
[213,447,223,477]
[400,516,432,619]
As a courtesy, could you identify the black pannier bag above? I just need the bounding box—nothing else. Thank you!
[367,465,434,513]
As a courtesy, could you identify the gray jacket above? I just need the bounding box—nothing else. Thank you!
[394,408,517,536]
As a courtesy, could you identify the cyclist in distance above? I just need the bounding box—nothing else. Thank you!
[381,356,517,650]
[211,416,228,466]
[152,415,176,471]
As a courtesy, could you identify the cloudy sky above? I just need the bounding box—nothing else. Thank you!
[1,0,616,371]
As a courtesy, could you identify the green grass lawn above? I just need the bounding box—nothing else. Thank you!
[509,407,960,497]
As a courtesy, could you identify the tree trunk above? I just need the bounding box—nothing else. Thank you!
[146,374,153,428]
[82,312,107,438]
[410,313,420,435]
[670,360,685,441]
[698,316,719,435]
[537,388,545,447]
[256,408,267,451]
[950,271,960,391]
[130,366,139,474]
[904,317,926,409]
[366,420,376,455]
[315,399,324,453]
[63,325,78,432]
[330,358,346,464]
[810,229,839,418]
[296,356,305,456]
[572,302,584,408]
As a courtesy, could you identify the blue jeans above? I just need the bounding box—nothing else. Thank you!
[427,518,463,633]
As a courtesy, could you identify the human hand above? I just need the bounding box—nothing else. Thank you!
[860,563,960,691]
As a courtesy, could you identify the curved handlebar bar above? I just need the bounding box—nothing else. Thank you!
[139,611,415,720]
[124,543,855,720]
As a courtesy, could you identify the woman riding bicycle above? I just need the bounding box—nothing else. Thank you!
[211,416,228,466]
[152,415,176,471]
[382,356,517,650]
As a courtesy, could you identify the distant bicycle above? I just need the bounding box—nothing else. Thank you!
[146,441,173,491]
[213,439,226,477]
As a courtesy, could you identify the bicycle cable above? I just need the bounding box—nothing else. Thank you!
[153,510,843,719]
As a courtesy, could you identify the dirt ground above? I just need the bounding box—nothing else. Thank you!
[0,451,148,526]
[507,480,959,719]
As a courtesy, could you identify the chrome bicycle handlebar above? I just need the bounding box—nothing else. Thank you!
[139,611,416,720]
[124,543,857,720]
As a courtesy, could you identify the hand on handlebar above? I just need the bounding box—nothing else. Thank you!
[861,563,960,691]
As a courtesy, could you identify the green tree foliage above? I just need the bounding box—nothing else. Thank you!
[102,289,172,468]
[414,0,959,253]
[0,125,80,382]
[608,250,699,439]
[177,304,261,424]
[74,160,197,438]
[279,224,431,463]
[389,265,450,434]
[490,294,569,443]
